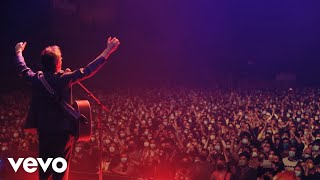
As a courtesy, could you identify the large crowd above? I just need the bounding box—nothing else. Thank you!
[1,88,320,180]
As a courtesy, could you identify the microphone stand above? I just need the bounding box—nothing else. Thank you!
[76,82,108,180]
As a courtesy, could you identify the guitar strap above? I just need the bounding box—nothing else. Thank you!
[38,71,82,120]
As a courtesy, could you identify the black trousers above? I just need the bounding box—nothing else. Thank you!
[38,132,74,180]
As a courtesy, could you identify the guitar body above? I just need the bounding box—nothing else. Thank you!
[73,100,92,142]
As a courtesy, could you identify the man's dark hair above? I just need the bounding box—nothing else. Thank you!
[41,46,62,72]
[312,139,320,145]
[239,152,251,161]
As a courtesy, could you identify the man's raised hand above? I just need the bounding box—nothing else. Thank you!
[15,42,27,55]
[106,37,120,54]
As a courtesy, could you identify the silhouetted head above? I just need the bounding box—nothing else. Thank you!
[41,45,62,73]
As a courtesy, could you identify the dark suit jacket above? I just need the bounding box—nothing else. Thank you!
[15,54,108,134]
